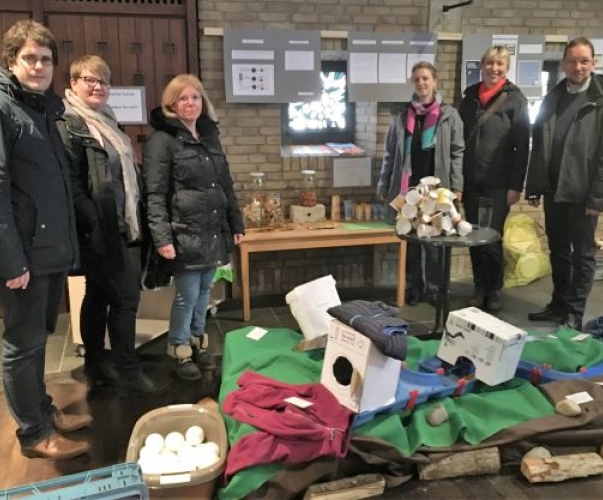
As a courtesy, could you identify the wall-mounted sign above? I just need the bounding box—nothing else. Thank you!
[107,86,147,125]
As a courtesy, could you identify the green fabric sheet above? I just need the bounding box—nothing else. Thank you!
[341,221,392,230]
[217,328,556,500]
[522,327,603,371]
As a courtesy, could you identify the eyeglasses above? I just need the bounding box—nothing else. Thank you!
[77,76,111,88]
[19,54,54,68]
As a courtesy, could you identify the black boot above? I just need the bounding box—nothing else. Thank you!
[167,344,203,380]
[191,334,217,370]
[84,358,119,387]
[121,369,163,396]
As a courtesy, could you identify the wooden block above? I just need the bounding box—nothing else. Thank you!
[418,447,500,480]
[303,473,385,500]
[521,452,603,483]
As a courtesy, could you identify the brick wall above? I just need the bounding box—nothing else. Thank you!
[198,0,603,296]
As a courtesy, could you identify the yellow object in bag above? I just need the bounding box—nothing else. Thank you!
[503,213,551,288]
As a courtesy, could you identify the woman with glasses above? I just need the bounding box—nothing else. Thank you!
[143,74,244,381]
[57,55,160,397]
[458,45,530,312]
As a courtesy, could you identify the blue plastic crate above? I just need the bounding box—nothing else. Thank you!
[353,365,475,427]
[515,359,603,385]
[0,463,148,500]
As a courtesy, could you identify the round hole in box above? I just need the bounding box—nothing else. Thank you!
[333,356,353,386]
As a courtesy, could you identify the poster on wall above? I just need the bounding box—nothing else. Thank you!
[224,28,321,103]
[107,87,147,125]
[348,31,437,102]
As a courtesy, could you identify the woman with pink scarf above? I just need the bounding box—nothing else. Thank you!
[378,61,464,306]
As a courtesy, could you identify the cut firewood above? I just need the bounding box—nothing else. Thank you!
[418,447,500,480]
[303,473,385,500]
[521,452,603,483]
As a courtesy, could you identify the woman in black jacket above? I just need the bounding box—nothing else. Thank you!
[459,45,530,312]
[143,74,244,381]
[58,55,159,396]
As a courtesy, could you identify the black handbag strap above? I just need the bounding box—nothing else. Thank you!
[467,91,509,145]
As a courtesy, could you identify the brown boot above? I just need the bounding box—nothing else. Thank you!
[52,409,92,433]
[21,432,90,459]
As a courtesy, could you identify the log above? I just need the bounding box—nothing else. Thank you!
[418,447,500,480]
[521,452,603,483]
[303,473,385,500]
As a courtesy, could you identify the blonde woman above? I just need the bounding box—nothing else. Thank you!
[459,45,530,312]
[58,55,160,396]
[143,74,244,381]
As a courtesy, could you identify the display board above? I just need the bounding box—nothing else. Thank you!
[461,33,546,99]
[347,31,437,103]
[223,28,321,103]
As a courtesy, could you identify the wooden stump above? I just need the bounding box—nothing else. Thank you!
[303,473,385,500]
[418,447,500,480]
[521,452,603,483]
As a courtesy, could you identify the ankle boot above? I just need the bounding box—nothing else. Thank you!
[21,432,90,460]
[167,344,202,381]
[190,334,217,370]
[121,369,163,397]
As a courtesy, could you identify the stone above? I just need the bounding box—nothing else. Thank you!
[555,399,582,417]
[426,403,449,426]
[523,446,553,460]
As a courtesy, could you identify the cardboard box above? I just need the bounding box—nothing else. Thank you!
[438,307,527,386]
[321,320,401,413]
[286,275,341,340]
[289,204,326,223]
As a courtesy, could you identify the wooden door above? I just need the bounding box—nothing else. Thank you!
[47,13,189,160]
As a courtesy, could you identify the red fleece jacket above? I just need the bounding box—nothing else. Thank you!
[222,370,353,479]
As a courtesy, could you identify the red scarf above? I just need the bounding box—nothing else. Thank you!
[478,78,507,106]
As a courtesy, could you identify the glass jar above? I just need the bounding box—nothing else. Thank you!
[299,169,317,207]
[244,172,266,228]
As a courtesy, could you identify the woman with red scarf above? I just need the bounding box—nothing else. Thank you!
[378,62,464,306]
[459,45,530,312]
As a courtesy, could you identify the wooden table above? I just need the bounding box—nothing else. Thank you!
[237,223,406,321]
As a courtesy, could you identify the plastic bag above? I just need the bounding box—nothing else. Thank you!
[503,213,551,288]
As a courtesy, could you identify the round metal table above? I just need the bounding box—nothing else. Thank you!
[398,227,500,335]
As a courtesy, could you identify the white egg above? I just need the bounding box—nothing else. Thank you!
[202,441,220,457]
[185,425,205,446]
[177,444,197,468]
[164,431,186,452]
[138,445,153,460]
[138,455,163,475]
[159,449,180,473]
[144,433,164,453]
[177,446,198,472]
[193,444,220,469]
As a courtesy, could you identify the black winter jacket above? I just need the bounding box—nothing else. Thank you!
[0,67,78,280]
[57,111,126,270]
[143,109,244,271]
[459,81,530,192]
[526,74,603,211]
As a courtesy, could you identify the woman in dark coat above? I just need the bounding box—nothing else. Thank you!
[143,74,244,381]
[59,55,160,396]
[458,45,530,312]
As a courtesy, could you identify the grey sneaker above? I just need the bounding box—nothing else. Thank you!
[167,344,202,381]
[191,334,217,370]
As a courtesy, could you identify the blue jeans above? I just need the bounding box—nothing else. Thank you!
[169,268,217,345]
[0,273,66,447]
